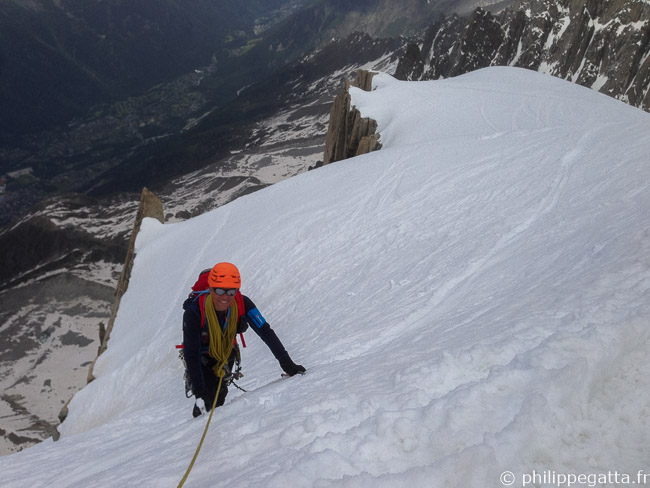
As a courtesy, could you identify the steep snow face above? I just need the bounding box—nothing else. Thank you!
[1,67,649,487]
[0,45,403,455]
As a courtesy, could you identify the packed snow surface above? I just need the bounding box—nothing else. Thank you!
[2,67,649,488]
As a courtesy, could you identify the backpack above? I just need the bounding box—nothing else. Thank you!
[177,268,247,397]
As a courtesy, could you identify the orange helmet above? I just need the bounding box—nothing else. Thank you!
[207,262,241,289]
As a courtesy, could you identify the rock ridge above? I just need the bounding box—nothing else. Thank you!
[394,0,650,112]
[323,69,382,165]
[86,187,164,383]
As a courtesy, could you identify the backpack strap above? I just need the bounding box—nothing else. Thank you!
[197,292,208,328]
[235,291,245,318]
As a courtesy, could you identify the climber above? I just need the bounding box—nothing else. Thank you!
[181,262,305,415]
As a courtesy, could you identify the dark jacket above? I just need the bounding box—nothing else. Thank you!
[182,293,291,396]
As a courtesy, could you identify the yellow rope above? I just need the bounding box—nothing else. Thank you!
[177,360,226,488]
[205,296,238,376]
[177,296,239,487]
[178,295,238,488]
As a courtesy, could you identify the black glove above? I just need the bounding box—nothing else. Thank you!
[280,358,306,376]
[192,403,202,418]
[237,315,251,334]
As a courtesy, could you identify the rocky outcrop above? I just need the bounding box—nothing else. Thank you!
[85,188,164,383]
[323,69,382,165]
[395,0,650,112]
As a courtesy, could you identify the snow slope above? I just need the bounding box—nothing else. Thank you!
[1,67,649,488]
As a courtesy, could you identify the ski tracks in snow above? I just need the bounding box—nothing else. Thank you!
[427,127,600,316]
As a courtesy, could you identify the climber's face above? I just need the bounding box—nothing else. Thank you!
[209,288,236,311]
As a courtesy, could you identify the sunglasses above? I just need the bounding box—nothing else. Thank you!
[211,288,237,296]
